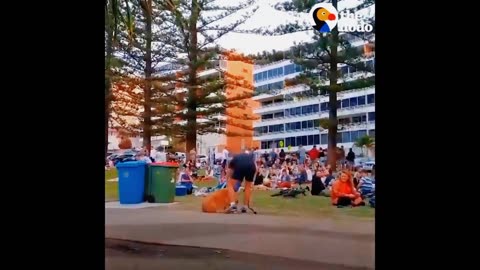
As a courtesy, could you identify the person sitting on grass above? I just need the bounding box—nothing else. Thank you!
[311,170,326,196]
[278,169,292,188]
[179,168,194,184]
[331,170,365,208]
[356,169,375,200]
[295,165,308,186]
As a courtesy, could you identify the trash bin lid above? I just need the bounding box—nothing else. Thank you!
[116,161,146,168]
[151,161,179,168]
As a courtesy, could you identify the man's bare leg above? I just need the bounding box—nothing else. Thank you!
[243,181,253,208]
[224,168,239,213]
[226,178,238,206]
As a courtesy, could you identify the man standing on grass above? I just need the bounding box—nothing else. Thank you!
[225,152,257,213]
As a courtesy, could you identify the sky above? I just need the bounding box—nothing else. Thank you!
[214,0,374,55]
[215,0,313,55]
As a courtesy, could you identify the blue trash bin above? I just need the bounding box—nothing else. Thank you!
[179,181,193,194]
[175,185,187,196]
[116,161,146,204]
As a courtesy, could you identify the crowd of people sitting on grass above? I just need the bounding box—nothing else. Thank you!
[175,145,375,208]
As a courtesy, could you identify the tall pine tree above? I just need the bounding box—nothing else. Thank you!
[112,0,180,151]
[157,0,260,152]
[245,0,375,170]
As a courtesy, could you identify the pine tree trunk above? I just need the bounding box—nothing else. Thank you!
[105,78,111,157]
[105,1,114,158]
[186,0,200,154]
[141,0,153,153]
[327,0,339,171]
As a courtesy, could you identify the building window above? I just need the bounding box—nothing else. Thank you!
[262,71,267,80]
[367,94,375,104]
[307,135,314,145]
[358,95,366,105]
[261,141,268,149]
[296,136,302,146]
[336,133,342,143]
[301,136,308,146]
[284,64,295,75]
[268,69,273,78]
[352,116,362,123]
[273,111,284,118]
[321,134,328,144]
[342,132,351,143]
[368,112,375,121]
[350,97,358,107]
[287,136,296,147]
[307,120,314,128]
[285,137,291,147]
[314,134,320,145]
[369,129,375,137]
[261,114,273,120]
[342,99,350,108]
[320,102,328,111]
[277,67,283,76]
[358,130,367,138]
[350,130,359,142]
[295,64,303,72]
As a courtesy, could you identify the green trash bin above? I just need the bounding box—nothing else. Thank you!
[145,162,179,203]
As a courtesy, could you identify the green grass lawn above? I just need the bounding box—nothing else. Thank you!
[105,169,118,180]
[105,169,119,201]
[105,173,374,220]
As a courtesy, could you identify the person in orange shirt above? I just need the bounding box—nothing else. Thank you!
[331,170,365,207]
[308,145,320,161]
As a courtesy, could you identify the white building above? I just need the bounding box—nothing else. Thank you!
[252,36,375,155]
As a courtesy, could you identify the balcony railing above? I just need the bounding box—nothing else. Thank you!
[256,81,374,104]
[254,120,375,137]
[254,59,291,70]
[254,127,321,137]
[257,102,375,123]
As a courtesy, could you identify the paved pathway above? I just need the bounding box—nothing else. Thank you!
[106,207,375,269]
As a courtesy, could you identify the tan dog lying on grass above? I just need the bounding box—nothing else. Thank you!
[202,188,238,213]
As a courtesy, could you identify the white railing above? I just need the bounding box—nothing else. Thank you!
[254,103,375,126]
[256,87,375,114]
[254,59,292,70]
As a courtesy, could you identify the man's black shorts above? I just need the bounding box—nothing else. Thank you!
[229,153,256,182]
